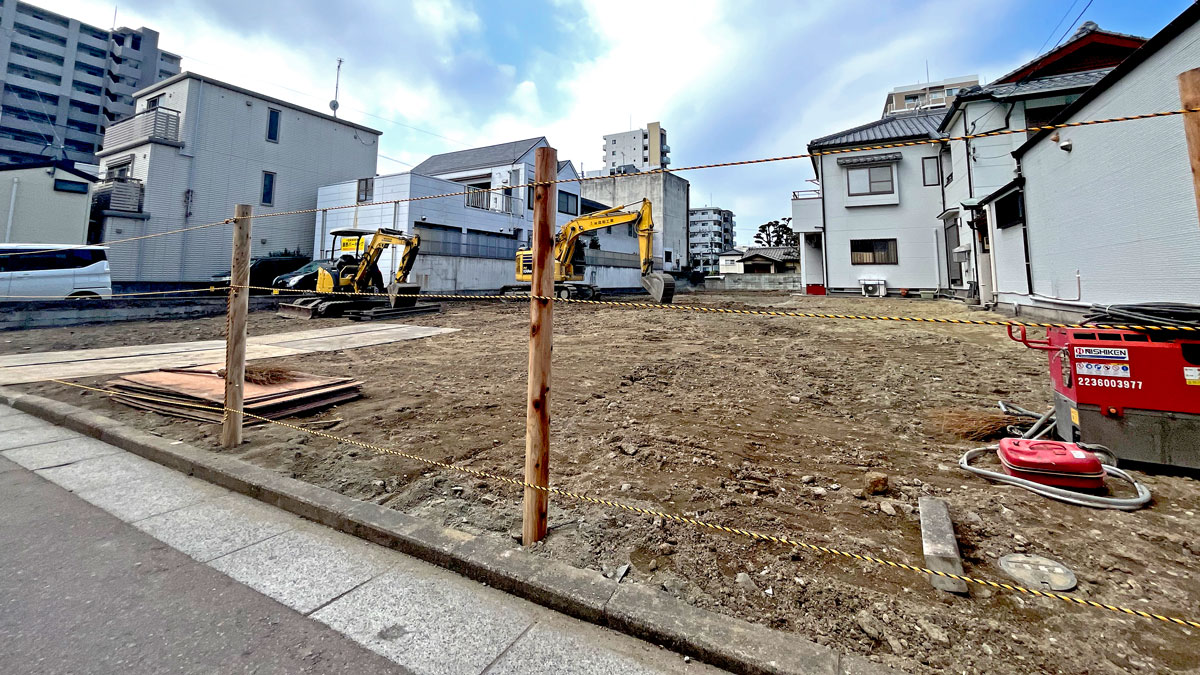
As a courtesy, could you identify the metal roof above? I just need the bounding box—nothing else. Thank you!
[809,109,944,150]
[836,151,903,166]
[412,138,544,176]
[959,68,1112,101]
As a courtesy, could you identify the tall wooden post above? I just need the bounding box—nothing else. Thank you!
[1178,68,1200,228]
[221,204,252,448]
[523,146,556,546]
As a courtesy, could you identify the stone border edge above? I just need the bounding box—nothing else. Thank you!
[1,386,888,675]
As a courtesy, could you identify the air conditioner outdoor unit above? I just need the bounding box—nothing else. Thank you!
[860,279,886,297]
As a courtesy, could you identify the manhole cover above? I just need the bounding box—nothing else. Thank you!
[998,553,1077,591]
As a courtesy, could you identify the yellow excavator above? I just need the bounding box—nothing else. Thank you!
[511,199,675,303]
[279,227,422,319]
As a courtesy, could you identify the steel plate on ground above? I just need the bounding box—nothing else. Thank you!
[998,553,1077,591]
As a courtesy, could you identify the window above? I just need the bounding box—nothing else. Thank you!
[356,177,374,202]
[904,94,920,105]
[945,87,959,97]
[664,251,672,263]
[261,171,276,206]
[995,190,1025,229]
[54,179,89,194]
[846,165,894,196]
[850,239,898,265]
[266,108,281,143]
[146,95,161,110]
[627,223,634,237]
[922,156,940,187]
[611,139,616,144]
[557,190,578,216]
[131,35,142,50]
[611,150,616,156]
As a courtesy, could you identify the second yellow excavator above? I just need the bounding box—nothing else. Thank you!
[510,199,675,303]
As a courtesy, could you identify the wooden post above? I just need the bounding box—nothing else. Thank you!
[221,204,252,448]
[1178,68,1200,228]
[523,146,556,546]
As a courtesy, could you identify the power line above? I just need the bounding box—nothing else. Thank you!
[1051,0,1097,51]
[1036,0,1081,55]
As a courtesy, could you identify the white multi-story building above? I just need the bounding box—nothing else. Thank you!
[93,72,380,284]
[881,75,978,117]
[937,22,1145,304]
[795,109,947,296]
[688,207,734,273]
[314,138,648,293]
[0,2,180,166]
[600,121,669,174]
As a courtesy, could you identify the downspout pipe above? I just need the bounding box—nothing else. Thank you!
[4,177,18,243]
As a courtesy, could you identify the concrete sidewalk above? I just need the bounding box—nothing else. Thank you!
[0,406,722,675]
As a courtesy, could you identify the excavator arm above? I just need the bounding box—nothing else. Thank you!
[351,228,420,291]
[530,199,673,303]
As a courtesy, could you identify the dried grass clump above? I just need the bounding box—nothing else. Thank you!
[927,409,1023,441]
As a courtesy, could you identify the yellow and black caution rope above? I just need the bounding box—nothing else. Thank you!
[41,377,1200,631]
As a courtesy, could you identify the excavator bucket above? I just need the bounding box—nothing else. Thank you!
[387,282,420,308]
[640,273,675,304]
[277,296,324,320]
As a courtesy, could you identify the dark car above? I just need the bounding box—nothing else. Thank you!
[212,254,310,292]
[271,259,333,292]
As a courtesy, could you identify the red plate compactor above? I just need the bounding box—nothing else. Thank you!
[1009,323,1200,470]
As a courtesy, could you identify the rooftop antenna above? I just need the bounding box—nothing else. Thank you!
[111,6,117,30]
[330,58,343,117]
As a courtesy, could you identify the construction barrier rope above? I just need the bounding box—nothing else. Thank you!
[237,284,1198,332]
[0,219,235,258]
[240,105,1200,222]
[42,377,1200,631]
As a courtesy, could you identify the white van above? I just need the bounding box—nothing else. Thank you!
[0,244,113,300]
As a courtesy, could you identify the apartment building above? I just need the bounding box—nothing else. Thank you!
[93,72,380,284]
[881,75,978,116]
[688,207,734,273]
[0,2,180,166]
[599,121,669,174]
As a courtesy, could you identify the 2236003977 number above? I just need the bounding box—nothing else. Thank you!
[1078,377,1143,389]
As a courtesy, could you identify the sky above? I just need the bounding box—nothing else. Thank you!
[40,0,1195,245]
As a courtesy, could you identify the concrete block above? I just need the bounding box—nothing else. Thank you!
[0,424,80,452]
[2,436,121,470]
[208,524,398,615]
[59,409,123,439]
[918,496,969,594]
[310,558,537,675]
[36,452,174,494]
[12,396,80,425]
[605,584,838,675]
[76,473,225,523]
[135,492,301,562]
[0,387,26,407]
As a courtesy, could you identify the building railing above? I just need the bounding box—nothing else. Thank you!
[792,190,820,200]
[100,107,181,152]
[465,189,521,215]
[93,177,143,213]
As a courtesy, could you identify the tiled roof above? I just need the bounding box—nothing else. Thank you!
[739,247,799,262]
[957,68,1112,101]
[809,109,944,150]
[413,137,544,176]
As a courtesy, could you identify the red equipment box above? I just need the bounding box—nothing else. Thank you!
[997,438,1106,489]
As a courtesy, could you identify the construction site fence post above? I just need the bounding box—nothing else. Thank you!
[221,204,252,448]
[523,146,556,546]
[1178,67,1200,229]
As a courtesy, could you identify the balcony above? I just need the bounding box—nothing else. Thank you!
[93,177,143,213]
[97,107,182,156]
[464,189,522,215]
[791,190,823,233]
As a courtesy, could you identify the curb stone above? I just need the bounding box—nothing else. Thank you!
[0,387,899,675]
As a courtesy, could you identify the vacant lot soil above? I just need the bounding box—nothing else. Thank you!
[16,292,1200,674]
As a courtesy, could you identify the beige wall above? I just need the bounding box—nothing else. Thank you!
[0,167,93,244]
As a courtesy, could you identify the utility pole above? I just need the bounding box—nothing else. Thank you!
[1178,68,1200,229]
[221,204,252,448]
[522,146,555,546]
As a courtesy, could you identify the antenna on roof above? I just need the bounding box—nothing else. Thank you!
[330,58,343,117]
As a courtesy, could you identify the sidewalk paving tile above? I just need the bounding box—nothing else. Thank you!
[0,425,80,452]
[135,492,302,562]
[311,556,539,675]
[36,452,176,493]
[0,411,35,431]
[209,523,398,615]
[3,436,122,470]
[78,473,226,523]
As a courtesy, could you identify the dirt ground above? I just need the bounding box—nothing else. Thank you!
[13,291,1200,674]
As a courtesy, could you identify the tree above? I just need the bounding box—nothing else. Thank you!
[753,217,797,248]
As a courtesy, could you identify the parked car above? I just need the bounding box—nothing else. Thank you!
[212,254,310,292]
[271,259,333,292]
[0,244,112,300]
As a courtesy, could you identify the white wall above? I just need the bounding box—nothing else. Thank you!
[817,146,944,292]
[580,171,689,271]
[0,167,91,244]
[1008,21,1200,308]
[100,76,379,282]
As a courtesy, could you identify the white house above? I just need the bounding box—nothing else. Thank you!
[937,23,1146,303]
[0,160,95,244]
[93,72,380,284]
[795,109,946,296]
[985,4,1200,319]
[313,138,647,293]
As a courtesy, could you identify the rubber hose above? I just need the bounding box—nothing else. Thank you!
[959,446,1152,511]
